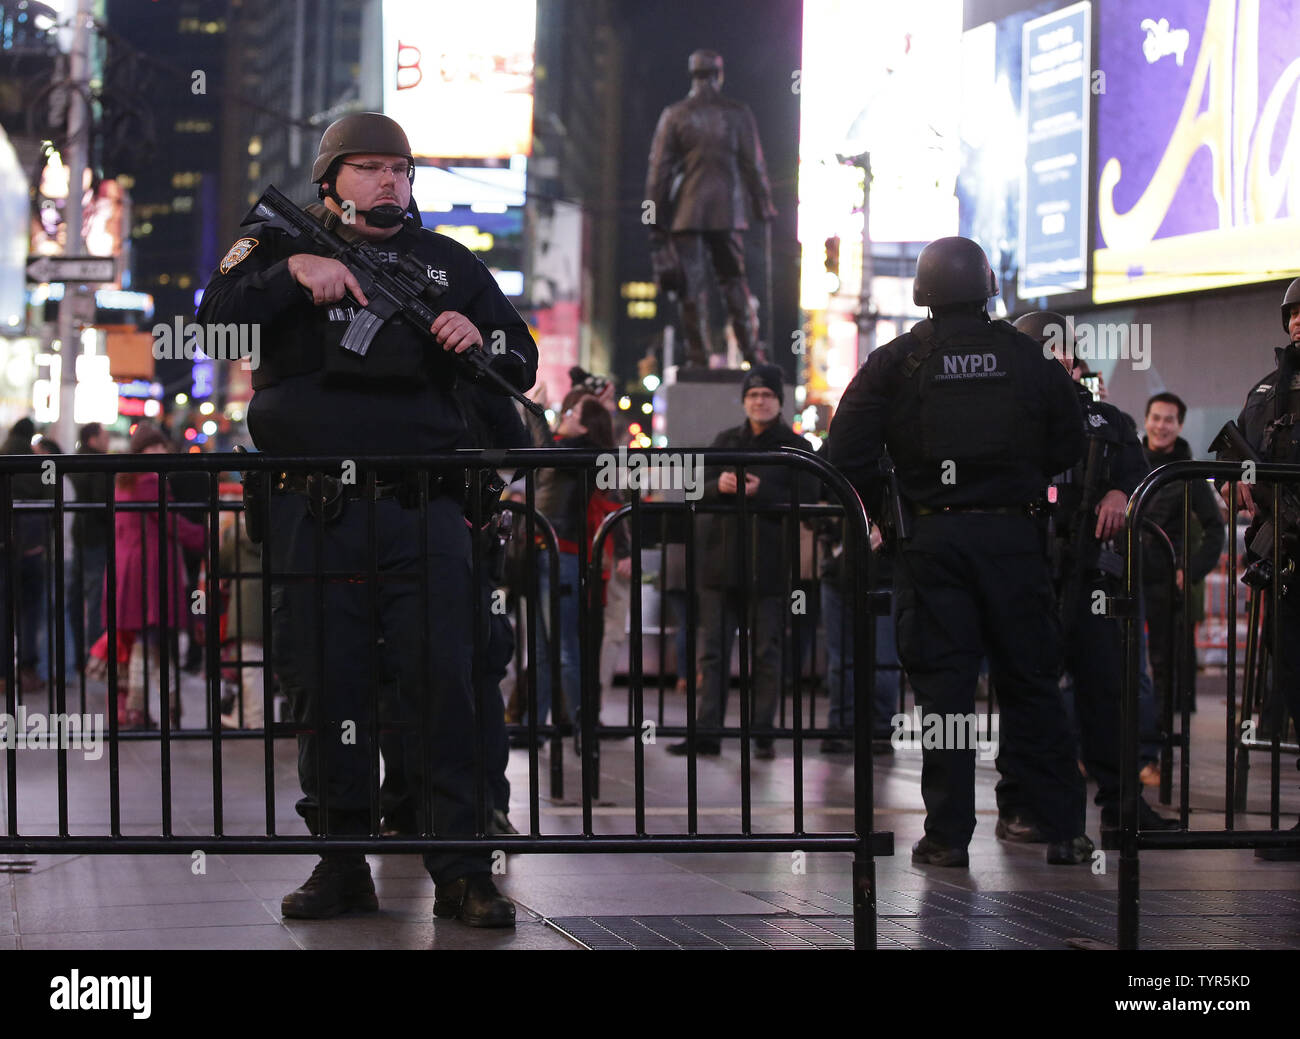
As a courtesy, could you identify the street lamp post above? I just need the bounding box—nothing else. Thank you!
[54,0,93,453]
[840,151,876,362]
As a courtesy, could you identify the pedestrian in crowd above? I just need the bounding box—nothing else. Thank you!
[1218,278,1300,860]
[523,392,627,744]
[815,511,899,755]
[1,417,51,693]
[217,509,263,729]
[70,422,113,670]
[667,364,818,760]
[828,237,1092,866]
[563,370,637,727]
[168,454,210,674]
[87,424,204,729]
[996,311,1176,839]
[660,551,693,695]
[197,112,536,923]
[32,435,78,684]
[1140,392,1226,776]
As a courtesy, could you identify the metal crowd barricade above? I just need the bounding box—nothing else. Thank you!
[1138,518,1185,806]
[0,446,889,949]
[588,500,893,748]
[1121,459,1300,950]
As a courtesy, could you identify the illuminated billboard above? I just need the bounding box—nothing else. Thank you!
[800,0,962,246]
[1093,0,1300,302]
[412,157,527,211]
[382,0,535,159]
[958,1,1085,312]
[799,0,962,394]
[0,125,26,332]
[1019,2,1091,297]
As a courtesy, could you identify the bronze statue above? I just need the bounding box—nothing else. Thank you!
[646,49,776,368]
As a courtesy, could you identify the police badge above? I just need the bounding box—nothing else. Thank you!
[220,237,259,274]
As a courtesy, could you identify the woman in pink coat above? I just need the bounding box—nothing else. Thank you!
[90,425,205,728]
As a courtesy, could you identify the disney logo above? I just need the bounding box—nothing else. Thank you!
[1141,17,1190,67]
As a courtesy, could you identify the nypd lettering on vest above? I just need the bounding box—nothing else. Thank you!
[936,352,1003,381]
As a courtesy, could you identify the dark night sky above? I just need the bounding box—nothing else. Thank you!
[611,0,804,381]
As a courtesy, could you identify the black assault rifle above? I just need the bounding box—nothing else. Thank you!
[1209,420,1300,590]
[1057,435,1109,629]
[243,185,545,420]
[876,455,911,548]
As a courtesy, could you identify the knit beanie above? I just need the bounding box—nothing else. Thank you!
[740,364,783,405]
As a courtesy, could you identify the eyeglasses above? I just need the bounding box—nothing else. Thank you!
[340,161,414,180]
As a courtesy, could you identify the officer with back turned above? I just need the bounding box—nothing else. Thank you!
[828,236,1093,867]
[197,112,537,925]
[995,312,1176,841]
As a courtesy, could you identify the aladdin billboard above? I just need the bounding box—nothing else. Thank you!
[960,0,1299,309]
[1093,0,1300,302]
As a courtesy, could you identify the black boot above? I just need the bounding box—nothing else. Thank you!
[995,814,1047,843]
[433,873,516,928]
[1045,834,1095,865]
[1101,799,1179,832]
[281,855,378,919]
[1255,820,1300,860]
[911,836,969,867]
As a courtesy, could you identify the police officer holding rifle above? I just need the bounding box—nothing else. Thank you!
[198,113,538,924]
[1213,278,1300,859]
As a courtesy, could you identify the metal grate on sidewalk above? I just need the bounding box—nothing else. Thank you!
[546,890,1300,950]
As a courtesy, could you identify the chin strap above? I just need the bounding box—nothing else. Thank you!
[318,182,409,229]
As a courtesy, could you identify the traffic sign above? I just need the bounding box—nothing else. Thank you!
[25,255,117,284]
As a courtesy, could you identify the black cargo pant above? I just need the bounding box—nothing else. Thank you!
[267,489,488,884]
[997,577,1126,819]
[1144,575,1189,716]
[1266,591,1300,737]
[380,580,513,824]
[894,513,1085,848]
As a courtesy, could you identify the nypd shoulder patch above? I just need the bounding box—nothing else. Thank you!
[219,237,259,274]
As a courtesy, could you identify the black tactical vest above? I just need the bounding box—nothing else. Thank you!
[903,318,1040,468]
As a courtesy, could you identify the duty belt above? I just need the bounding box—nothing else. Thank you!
[271,471,450,507]
[913,504,1030,517]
